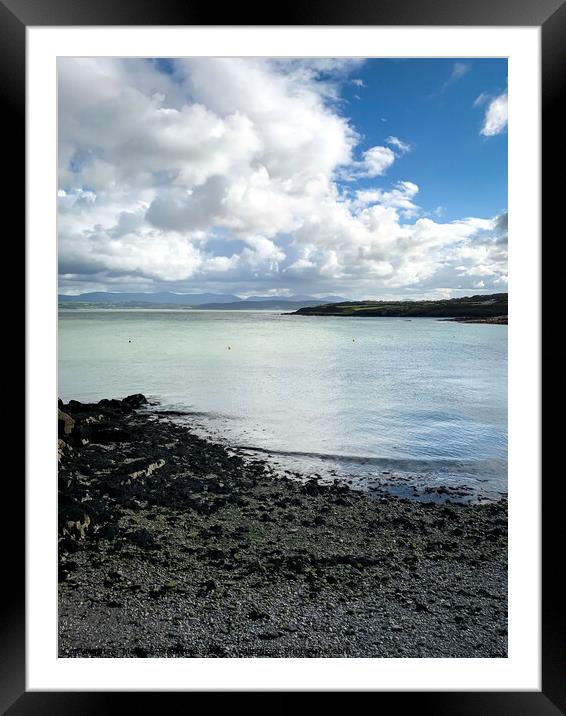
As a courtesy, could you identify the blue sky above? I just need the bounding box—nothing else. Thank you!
[341,59,508,222]
[58,57,508,299]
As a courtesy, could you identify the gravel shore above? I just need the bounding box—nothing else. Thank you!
[58,395,507,658]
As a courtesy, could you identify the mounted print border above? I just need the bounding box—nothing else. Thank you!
[4,0,558,710]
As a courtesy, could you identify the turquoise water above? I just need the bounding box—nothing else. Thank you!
[58,309,507,499]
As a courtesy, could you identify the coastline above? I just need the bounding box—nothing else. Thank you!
[58,396,507,658]
[441,316,508,325]
[289,293,508,321]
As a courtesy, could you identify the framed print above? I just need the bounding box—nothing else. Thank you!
[5,0,559,708]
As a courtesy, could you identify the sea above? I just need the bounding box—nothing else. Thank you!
[58,309,507,502]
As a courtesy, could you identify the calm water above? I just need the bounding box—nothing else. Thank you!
[58,310,507,500]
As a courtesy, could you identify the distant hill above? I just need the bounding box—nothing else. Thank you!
[243,294,347,303]
[58,291,349,309]
[58,291,240,305]
[292,293,508,319]
[197,299,337,310]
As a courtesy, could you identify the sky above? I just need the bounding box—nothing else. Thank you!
[58,57,508,299]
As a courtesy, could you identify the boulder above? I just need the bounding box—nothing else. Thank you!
[58,409,75,438]
[60,504,91,540]
[122,393,148,409]
[96,394,147,412]
[66,400,85,413]
[97,398,123,410]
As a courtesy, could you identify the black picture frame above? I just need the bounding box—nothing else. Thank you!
[5,0,557,709]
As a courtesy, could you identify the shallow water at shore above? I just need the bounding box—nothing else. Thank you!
[59,309,507,499]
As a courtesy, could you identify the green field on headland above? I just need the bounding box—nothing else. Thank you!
[292,293,507,321]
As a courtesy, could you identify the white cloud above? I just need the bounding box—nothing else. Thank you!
[480,92,508,136]
[361,146,396,177]
[58,58,507,297]
[386,136,411,153]
[354,181,420,217]
[450,62,470,81]
[473,92,489,108]
[437,62,471,94]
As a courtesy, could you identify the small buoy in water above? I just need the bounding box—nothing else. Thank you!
[128,340,132,343]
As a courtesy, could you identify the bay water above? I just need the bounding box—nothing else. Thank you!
[58,309,507,501]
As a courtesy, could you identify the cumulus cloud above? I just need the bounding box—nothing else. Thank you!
[360,146,397,177]
[353,181,420,218]
[58,58,507,297]
[341,144,402,181]
[480,92,508,136]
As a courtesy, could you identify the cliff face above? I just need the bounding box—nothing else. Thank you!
[293,293,508,318]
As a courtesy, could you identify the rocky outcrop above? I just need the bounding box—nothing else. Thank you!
[57,394,149,456]
[57,394,150,530]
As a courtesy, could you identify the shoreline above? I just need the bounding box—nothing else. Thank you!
[284,313,508,323]
[58,395,507,658]
[440,316,508,325]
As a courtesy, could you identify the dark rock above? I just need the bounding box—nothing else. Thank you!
[303,480,324,496]
[90,426,134,444]
[126,528,159,550]
[58,560,78,582]
[122,393,148,409]
[97,398,124,410]
[59,504,91,540]
[98,524,120,540]
[203,579,217,592]
[66,400,85,413]
[248,608,270,621]
[257,631,281,640]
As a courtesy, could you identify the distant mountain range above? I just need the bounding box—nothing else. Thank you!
[59,292,239,305]
[58,292,348,308]
[196,299,337,310]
